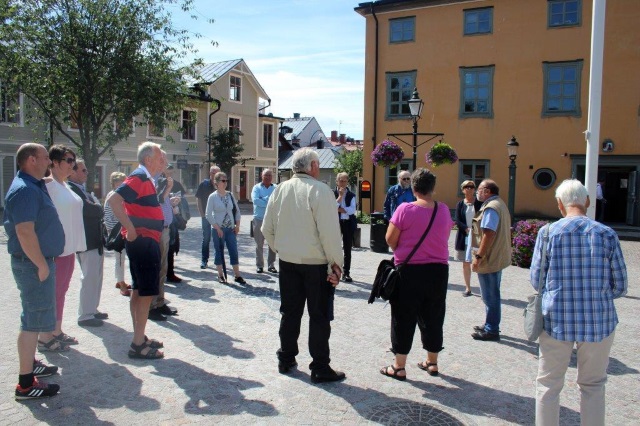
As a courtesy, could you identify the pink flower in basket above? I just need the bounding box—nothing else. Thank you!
[371,140,404,167]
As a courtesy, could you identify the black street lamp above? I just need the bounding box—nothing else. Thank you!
[507,135,520,221]
[407,87,424,171]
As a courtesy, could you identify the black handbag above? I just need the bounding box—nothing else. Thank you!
[104,222,125,252]
[173,212,188,231]
[368,202,439,304]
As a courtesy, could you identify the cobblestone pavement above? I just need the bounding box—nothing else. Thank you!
[0,207,638,425]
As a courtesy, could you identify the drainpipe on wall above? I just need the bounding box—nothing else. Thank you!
[371,2,379,213]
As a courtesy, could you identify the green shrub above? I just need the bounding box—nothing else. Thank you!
[356,211,370,224]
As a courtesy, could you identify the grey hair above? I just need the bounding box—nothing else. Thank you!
[262,168,273,177]
[555,179,588,207]
[398,170,411,179]
[336,172,348,182]
[291,148,319,174]
[137,141,161,164]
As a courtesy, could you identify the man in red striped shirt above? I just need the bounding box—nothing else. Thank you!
[108,142,165,359]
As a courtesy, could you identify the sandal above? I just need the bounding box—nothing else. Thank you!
[38,338,70,352]
[116,282,131,297]
[417,362,439,376]
[144,335,164,349]
[128,342,164,359]
[380,365,406,381]
[53,332,78,345]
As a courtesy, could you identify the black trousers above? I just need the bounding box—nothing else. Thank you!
[277,260,335,372]
[390,263,449,355]
[339,220,353,275]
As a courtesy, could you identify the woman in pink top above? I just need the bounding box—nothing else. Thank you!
[380,168,453,381]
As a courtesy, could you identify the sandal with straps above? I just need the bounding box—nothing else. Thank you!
[144,335,164,349]
[128,342,164,359]
[53,332,78,345]
[380,365,406,381]
[38,338,70,352]
[417,362,439,376]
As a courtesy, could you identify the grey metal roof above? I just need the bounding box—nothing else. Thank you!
[198,59,242,84]
[282,117,313,141]
[278,148,340,170]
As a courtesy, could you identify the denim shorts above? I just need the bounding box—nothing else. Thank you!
[12,256,56,332]
[126,236,160,297]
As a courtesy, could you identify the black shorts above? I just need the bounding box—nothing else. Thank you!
[126,236,160,297]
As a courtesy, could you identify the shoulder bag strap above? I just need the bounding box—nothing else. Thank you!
[538,224,550,292]
[399,202,439,268]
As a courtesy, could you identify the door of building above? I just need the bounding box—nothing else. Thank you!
[626,171,640,226]
[239,171,247,200]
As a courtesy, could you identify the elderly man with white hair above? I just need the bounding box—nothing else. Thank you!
[262,147,346,383]
[383,169,415,220]
[530,179,627,426]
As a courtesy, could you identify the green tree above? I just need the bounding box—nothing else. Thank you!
[208,127,245,176]
[0,0,213,191]
[334,149,363,188]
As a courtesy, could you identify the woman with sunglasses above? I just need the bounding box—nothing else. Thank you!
[205,172,246,284]
[37,145,87,351]
[454,180,483,296]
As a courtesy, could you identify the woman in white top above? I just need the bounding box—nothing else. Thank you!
[38,145,86,351]
[205,172,245,284]
[454,180,480,297]
[104,172,129,296]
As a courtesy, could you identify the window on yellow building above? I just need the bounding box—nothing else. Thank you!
[548,0,581,28]
[459,160,490,196]
[385,160,412,189]
[464,7,492,35]
[389,17,415,43]
[542,60,582,117]
[386,71,415,118]
[229,116,241,141]
[459,66,494,118]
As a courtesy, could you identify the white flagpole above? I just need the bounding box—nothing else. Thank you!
[585,0,606,219]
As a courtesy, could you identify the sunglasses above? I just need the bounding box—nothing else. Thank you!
[61,157,76,164]
[218,179,227,183]
[401,178,411,181]
[463,186,475,190]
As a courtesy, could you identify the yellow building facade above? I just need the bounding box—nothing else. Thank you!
[355,0,640,224]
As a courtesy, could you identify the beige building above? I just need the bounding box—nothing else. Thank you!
[355,0,640,224]
[0,58,280,203]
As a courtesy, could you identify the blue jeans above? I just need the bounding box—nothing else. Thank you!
[12,256,56,332]
[212,227,239,266]
[478,270,502,334]
[201,217,212,263]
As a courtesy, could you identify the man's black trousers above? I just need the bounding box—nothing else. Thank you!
[339,219,353,275]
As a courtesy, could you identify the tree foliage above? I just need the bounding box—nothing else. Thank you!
[0,0,213,190]
[208,127,245,176]
[334,149,363,188]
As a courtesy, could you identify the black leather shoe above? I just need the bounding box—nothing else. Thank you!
[343,274,353,283]
[310,367,346,383]
[78,318,104,327]
[472,330,500,341]
[166,275,182,283]
[278,359,298,374]
[267,266,278,273]
[158,305,177,316]
[256,268,264,273]
[148,309,167,322]
[94,312,108,320]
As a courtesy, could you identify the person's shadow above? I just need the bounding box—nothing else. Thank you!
[22,349,159,425]
[151,358,278,417]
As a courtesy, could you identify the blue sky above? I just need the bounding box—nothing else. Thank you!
[170,0,366,140]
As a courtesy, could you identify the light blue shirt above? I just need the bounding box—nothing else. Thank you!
[251,182,276,220]
[480,196,500,231]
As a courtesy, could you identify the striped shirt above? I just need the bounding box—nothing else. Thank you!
[114,167,163,242]
[530,216,627,342]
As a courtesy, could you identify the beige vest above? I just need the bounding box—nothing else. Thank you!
[472,197,512,274]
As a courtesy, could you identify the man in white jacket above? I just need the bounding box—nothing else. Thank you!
[262,148,345,384]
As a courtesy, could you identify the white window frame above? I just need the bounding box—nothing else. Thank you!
[147,120,166,139]
[262,123,274,150]
[180,108,197,142]
[228,115,241,142]
[229,75,241,103]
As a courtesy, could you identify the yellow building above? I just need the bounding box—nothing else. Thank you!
[355,0,640,224]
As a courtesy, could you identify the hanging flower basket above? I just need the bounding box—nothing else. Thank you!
[426,141,458,167]
[371,139,405,167]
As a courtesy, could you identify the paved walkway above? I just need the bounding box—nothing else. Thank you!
[0,208,638,425]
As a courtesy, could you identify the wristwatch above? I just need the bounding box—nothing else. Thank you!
[474,254,483,260]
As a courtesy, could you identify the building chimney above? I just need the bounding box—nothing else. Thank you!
[293,113,301,119]
[339,133,346,144]
[316,139,324,149]
[331,130,338,142]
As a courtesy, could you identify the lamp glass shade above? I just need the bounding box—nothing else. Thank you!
[507,137,519,158]
[408,88,423,118]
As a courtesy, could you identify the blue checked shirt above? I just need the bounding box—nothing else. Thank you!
[530,216,627,342]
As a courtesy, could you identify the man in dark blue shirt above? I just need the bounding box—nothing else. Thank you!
[4,143,64,400]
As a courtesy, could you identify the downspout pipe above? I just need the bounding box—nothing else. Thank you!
[371,2,379,212]
[258,98,272,113]
[208,98,222,168]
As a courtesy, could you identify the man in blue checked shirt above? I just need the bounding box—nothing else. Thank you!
[251,169,277,274]
[530,179,627,426]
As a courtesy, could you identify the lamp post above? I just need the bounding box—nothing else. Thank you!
[507,135,520,221]
[407,87,424,171]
